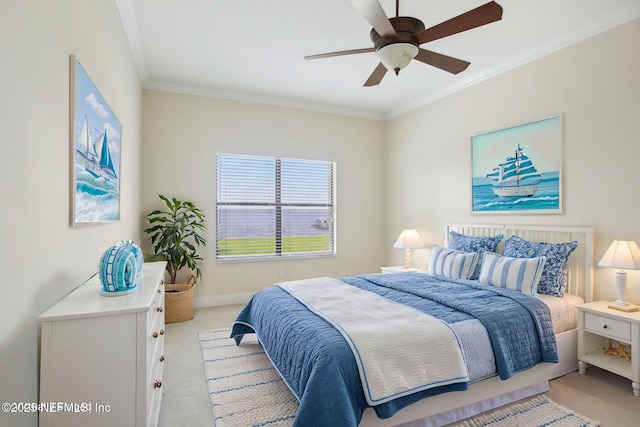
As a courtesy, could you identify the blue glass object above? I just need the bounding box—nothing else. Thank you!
[116,240,144,277]
[99,245,138,296]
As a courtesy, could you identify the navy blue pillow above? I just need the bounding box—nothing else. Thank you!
[448,231,504,280]
[503,235,578,297]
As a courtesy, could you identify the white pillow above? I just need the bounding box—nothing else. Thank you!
[428,245,479,280]
[479,252,547,296]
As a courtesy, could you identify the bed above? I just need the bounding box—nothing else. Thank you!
[231,224,593,427]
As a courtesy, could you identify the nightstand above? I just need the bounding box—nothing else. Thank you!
[380,266,420,274]
[577,301,640,397]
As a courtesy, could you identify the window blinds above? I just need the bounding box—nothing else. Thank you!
[216,154,335,260]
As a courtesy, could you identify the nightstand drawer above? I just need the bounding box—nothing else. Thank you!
[584,312,631,342]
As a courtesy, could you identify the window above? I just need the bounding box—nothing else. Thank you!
[216,153,336,260]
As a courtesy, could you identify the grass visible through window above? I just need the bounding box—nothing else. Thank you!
[217,235,330,256]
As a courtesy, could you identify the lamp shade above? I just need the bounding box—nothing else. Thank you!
[375,43,418,73]
[597,240,640,270]
[393,229,425,249]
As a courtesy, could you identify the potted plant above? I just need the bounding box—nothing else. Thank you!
[145,194,206,323]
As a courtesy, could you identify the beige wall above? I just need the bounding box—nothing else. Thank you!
[385,19,640,303]
[0,1,143,425]
[142,91,387,302]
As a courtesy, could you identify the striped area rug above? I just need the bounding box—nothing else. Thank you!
[198,328,298,427]
[455,395,599,427]
[199,329,598,427]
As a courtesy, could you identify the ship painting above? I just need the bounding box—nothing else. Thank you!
[486,144,541,197]
[76,116,118,183]
[71,56,121,224]
[471,115,562,213]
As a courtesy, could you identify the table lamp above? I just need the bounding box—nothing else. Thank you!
[597,240,640,312]
[393,229,425,269]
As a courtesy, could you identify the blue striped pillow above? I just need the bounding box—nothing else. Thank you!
[478,252,547,296]
[428,245,479,280]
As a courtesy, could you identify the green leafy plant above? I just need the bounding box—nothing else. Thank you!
[145,194,206,284]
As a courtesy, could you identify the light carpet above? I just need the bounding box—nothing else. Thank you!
[199,329,599,427]
[198,328,298,427]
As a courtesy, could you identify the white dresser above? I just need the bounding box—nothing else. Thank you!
[39,262,166,427]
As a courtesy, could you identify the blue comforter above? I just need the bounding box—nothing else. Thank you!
[231,273,557,426]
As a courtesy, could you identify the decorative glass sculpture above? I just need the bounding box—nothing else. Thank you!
[117,240,144,277]
[99,245,138,296]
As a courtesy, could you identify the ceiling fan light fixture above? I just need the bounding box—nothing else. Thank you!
[375,42,418,75]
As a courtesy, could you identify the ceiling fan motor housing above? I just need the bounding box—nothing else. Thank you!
[370,16,425,50]
[371,17,424,74]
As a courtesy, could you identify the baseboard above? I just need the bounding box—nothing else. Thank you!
[193,292,253,308]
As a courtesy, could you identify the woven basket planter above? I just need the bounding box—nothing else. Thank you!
[164,275,196,324]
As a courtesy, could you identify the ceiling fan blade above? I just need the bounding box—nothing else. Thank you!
[305,48,375,60]
[416,1,503,45]
[364,63,388,87]
[350,0,397,38]
[415,49,470,74]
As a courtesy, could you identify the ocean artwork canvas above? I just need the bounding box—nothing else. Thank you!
[471,115,562,214]
[70,56,121,225]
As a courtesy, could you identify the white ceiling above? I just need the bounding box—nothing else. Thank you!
[118,0,640,120]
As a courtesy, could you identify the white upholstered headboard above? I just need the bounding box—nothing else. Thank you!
[445,224,593,302]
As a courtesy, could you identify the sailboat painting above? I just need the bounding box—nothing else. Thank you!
[471,115,562,214]
[70,56,121,225]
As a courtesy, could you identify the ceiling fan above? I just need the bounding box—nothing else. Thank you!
[305,0,503,86]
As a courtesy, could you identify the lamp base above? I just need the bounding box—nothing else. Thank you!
[608,271,638,311]
[403,248,413,269]
[608,300,639,312]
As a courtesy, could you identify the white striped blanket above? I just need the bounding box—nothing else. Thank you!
[277,277,469,405]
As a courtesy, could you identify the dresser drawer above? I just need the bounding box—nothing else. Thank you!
[148,316,165,378]
[584,312,631,342]
[148,280,164,325]
[148,307,165,367]
[148,353,164,427]
[147,280,164,368]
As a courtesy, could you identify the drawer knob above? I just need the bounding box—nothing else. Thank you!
[160,355,165,362]
[157,307,163,312]
[159,329,165,335]
[153,332,158,338]
[602,324,608,329]
[154,380,162,389]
